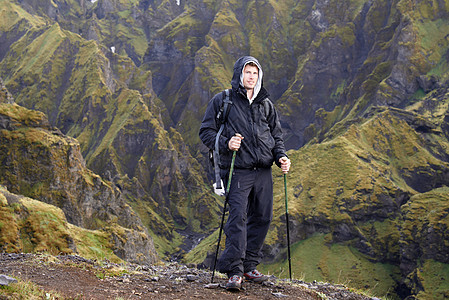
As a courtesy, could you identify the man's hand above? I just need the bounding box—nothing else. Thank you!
[279,157,291,174]
[228,134,244,151]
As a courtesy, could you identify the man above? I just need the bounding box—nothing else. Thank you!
[199,56,291,290]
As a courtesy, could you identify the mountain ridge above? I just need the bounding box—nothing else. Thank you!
[1,0,449,298]
[0,98,158,264]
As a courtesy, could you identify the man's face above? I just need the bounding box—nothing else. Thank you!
[242,64,259,90]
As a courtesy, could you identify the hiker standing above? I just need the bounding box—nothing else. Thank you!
[199,56,291,290]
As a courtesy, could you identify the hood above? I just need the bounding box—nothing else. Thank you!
[231,56,264,101]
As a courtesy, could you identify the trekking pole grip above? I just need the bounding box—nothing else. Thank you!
[226,133,241,192]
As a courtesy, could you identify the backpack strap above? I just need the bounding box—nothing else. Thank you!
[216,90,232,126]
[261,98,271,119]
[213,89,232,189]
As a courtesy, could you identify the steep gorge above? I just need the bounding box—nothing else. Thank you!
[0,0,220,258]
[0,94,158,264]
[1,0,449,298]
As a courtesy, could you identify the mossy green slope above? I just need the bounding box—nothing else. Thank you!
[302,0,449,148]
[263,105,449,298]
[2,1,449,298]
[0,102,158,264]
[0,0,220,260]
[400,187,449,300]
[0,184,126,262]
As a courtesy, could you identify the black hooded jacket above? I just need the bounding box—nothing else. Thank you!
[199,56,287,170]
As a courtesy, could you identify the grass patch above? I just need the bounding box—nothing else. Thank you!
[68,224,123,263]
[260,234,400,299]
[0,186,125,262]
[414,18,449,63]
[0,278,64,299]
[183,228,220,264]
[0,0,46,31]
[416,259,449,299]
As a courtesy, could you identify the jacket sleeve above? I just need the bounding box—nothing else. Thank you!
[266,100,288,167]
[199,94,230,153]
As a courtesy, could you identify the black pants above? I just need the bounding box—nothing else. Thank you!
[217,167,273,277]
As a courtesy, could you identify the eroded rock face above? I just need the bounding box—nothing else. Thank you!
[0,78,13,104]
[255,103,449,299]
[399,188,449,296]
[2,0,449,297]
[0,6,218,258]
[0,102,158,264]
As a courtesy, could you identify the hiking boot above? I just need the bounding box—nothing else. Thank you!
[243,269,269,283]
[226,275,243,291]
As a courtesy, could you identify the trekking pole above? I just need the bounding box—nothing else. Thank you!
[284,173,292,281]
[211,133,241,283]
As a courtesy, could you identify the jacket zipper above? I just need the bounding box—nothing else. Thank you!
[250,103,260,166]
[239,88,261,167]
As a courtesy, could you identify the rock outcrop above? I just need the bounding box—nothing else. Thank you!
[0,78,13,104]
[0,2,220,259]
[2,0,449,298]
[0,102,158,264]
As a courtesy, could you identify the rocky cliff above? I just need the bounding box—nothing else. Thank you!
[266,104,449,299]
[0,99,158,264]
[0,0,220,258]
[1,0,449,298]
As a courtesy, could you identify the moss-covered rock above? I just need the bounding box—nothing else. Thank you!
[262,104,449,297]
[2,0,449,298]
[0,78,13,104]
[400,187,449,297]
[0,102,158,264]
[0,184,137,262]
[0,1,220,260]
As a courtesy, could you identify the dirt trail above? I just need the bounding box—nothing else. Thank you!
[0,253,374,299]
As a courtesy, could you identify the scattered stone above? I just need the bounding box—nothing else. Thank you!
[0,274,18,286]
[0,253,375,299]
[204,283,220,289]
[186,274,198,281]
[272,292,288,297]
[262,280,275,287]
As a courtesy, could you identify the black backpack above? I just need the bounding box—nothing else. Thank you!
[211,89,232,189]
